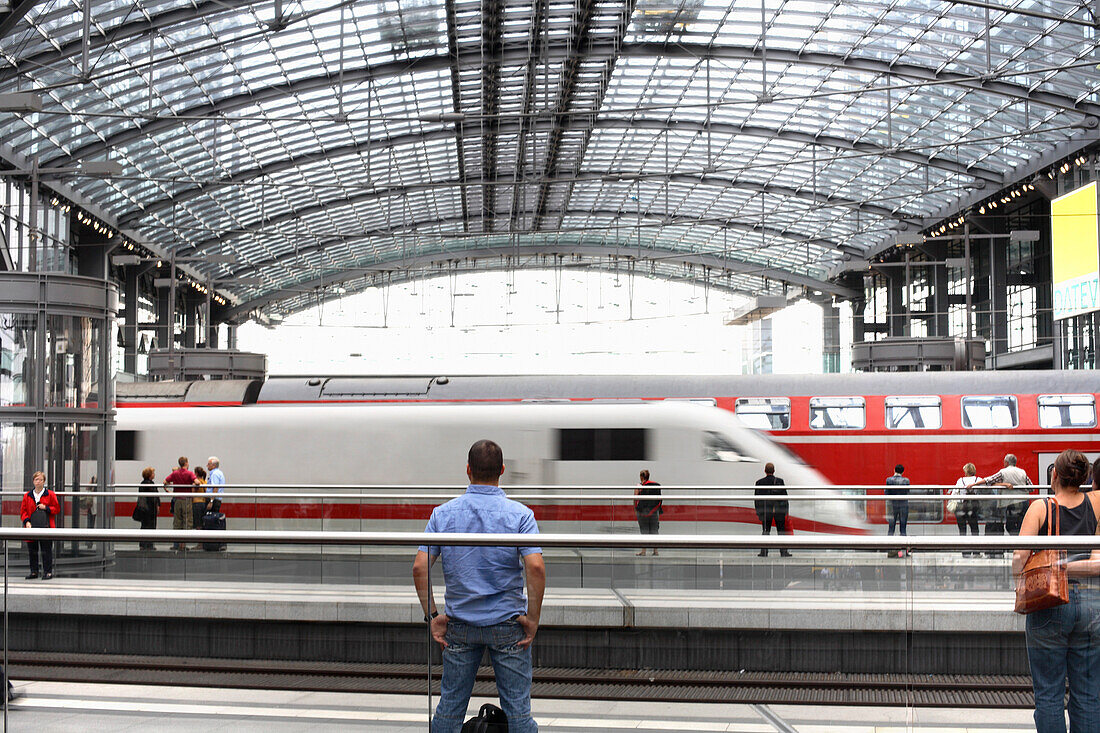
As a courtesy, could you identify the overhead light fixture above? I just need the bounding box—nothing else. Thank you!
[0,93,43,112]
[79,160,123,177]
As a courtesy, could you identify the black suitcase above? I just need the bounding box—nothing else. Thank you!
[202,511,226,551]
[461,703,507,732]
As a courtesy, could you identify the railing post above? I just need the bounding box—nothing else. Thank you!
[426,543,433,728]
[4,537,8,732]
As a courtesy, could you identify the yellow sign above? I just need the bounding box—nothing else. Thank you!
[1051,182,1100,320]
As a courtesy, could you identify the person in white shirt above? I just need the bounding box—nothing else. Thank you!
[950,463,982,555]
[973,453,1033,537]
[206,456,226,513]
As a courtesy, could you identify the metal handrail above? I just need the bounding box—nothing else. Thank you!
[77,483,1064,490]
[0,527,1095,550]
[0,490,1048,501]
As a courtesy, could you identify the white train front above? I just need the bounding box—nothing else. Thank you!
[115,401,864,534]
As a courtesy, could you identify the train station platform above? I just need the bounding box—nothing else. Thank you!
[3,575,1021,634]
[7,681,1038,732]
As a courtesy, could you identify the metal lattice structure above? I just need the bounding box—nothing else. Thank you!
[0,0,1097,320]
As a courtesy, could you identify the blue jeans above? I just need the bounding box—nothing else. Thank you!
[886,500,908,536]
[1026,586,1100,733]
[431,618,537,733]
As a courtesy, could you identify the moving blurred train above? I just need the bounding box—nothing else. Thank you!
[114,401,864,534]
[118,370,1100,531]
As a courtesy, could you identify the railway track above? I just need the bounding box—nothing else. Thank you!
[6,652,1033,707]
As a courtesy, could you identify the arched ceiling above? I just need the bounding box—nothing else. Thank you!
[0,0,1097,321]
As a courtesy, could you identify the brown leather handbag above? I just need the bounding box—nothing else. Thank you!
[1014,498,1069,615]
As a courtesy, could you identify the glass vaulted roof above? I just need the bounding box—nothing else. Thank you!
[0,0,1097,317]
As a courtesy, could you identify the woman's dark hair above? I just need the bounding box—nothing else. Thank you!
[194,466,207,480]
[1092,456,1100,490]
[468,439,504,483]
[1053,449,1090,489]
[640,470,650,482]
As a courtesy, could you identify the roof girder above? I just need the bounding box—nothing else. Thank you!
[220,208,847,280]
[178,171,911,257]
[117,117,995,228]
[221,241,859,321]
[42,41,1100,171]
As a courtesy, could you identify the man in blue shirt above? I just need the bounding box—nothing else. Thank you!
[205,456,225,512]
[413,440,545,733]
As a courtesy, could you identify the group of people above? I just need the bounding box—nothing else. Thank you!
[134,455,226,551]
[883,453,1084,556]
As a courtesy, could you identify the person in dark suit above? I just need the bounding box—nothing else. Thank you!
[634,470,663,556]
[755,463,790,558]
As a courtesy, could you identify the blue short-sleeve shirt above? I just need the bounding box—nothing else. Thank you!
[418,485,542,626]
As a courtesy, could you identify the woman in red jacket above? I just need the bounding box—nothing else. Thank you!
[20,471,60,579]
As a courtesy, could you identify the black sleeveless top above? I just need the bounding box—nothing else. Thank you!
[1038,496,1098,563]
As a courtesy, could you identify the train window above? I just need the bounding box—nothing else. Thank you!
[961,396,1018,429]
[1038,394,1097,429]
[734,398,791,430]
[809,397,865,430]
[885,396,942,430]
[115,430,140,461]
[558,428,647,461]
[703,431,758,462]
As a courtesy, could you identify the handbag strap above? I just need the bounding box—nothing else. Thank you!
[1047,496,1060,537]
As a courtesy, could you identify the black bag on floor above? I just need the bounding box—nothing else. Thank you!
[461,703,508,733]
[202,511,226,551]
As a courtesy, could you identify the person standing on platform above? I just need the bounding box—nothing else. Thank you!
[634,469,662,556]
[20,471,59,580]
[1013,449,1100,733]
[206,456,225,513]
[192,466,209,549]
[981,449,1038,534]
[950,463,982,553]
[413,439,544,733]
[885,465,910,535]
[754,463,790,558]
[163,456,198,551]
[972,454,1032,558]
[136,467,161,550]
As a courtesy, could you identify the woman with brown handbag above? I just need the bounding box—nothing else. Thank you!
[1012,449,1100,733]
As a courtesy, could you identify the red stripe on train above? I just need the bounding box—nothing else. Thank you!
[13,500,866,535]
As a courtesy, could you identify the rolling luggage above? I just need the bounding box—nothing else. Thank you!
[202,511,226,551]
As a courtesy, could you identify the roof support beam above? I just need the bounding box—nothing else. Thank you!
[0,0,45,41]
[0,0,255,85]
[479,0,503,233]
[442,0,471,233]
[530,0,601,230]
[220,209,847,279]
[178,172,910,257]
[43,42,1100,171]
[222,242,858,320]
[118,118,991,228]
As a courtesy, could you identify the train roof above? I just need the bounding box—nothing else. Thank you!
[257,371,1099,402]
[116,371,1100,406]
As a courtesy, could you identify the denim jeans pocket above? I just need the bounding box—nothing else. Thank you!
[1026,606,1064,648]
[445,620,468,649]
[491,620,523,651]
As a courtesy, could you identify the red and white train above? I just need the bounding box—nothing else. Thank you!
[115,370,1100,532]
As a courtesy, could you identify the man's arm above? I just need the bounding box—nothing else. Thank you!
[413,550,450,648]
[412,550,439,617]
[517,553,545,649]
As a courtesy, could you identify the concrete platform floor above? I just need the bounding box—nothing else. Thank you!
[2,680,1038,732]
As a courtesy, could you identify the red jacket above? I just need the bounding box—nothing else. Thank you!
[21,489,61,529]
